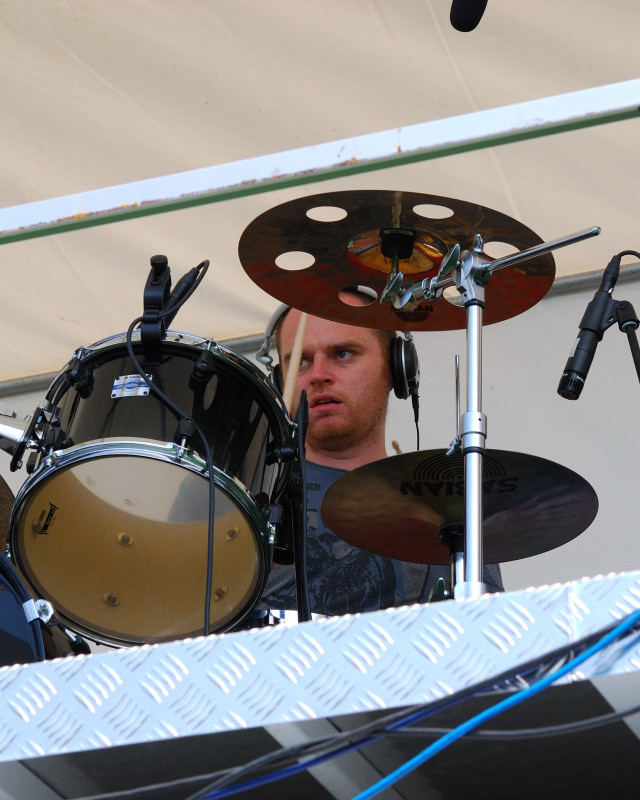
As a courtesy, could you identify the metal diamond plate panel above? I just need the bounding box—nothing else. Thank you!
[1,571,639,763]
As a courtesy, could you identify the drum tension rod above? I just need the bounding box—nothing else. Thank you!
[173,417,197,451]
[266,441,297,464]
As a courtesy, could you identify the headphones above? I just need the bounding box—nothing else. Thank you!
[256,304,420,400]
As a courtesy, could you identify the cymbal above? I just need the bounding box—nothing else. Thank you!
[238,190,555,331]
[0,472,15,553]
[321,449,598,564]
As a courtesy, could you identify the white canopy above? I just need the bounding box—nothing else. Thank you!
[0,0,638,382]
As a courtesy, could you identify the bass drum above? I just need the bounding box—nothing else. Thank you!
[9,332,294,647]
[0,553,45,666]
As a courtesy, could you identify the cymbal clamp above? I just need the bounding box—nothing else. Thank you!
[406,228,601,310]
[455,249,489,306]
[460,411,487,453]
[381,269,407,307]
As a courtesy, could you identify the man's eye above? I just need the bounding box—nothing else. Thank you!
[336,350,352,360]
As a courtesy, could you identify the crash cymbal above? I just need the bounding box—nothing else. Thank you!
[321,449,597,564]
[0,472,15,553]
[238,190,555,331]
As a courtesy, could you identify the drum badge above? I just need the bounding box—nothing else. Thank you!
[111,374,151,398]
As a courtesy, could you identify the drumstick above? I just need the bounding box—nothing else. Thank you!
[282,311,308,413]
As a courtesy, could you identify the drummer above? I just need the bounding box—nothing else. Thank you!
[259,299,504,617]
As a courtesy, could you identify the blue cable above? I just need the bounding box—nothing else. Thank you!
[195,690,480,799]
[196,607,640,800]
[351,606,640,800]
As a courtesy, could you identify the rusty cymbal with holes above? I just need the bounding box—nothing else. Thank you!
[238,190,555,331]
[321,449,598,564]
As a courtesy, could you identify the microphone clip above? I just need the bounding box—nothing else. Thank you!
[141,255,172,363]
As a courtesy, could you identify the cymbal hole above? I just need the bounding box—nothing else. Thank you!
[443,286,465,307]
[338,286,378,306]
[305,205,348,222]
[412,203,454,220]
[275,250,316,270]
[483,240,520,258]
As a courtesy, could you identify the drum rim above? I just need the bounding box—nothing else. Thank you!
[47,330,296,502]
[9,438,273,647]
[11,436,274,534]
[65,329,295,439]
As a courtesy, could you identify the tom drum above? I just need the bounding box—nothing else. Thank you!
[9,332,294,646]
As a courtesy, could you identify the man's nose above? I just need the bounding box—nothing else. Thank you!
[308,354,333,383]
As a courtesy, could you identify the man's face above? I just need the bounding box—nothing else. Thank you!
[278,310,392,457]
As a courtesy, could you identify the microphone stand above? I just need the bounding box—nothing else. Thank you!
[616,299,640,385]
[557,250,640,400]
[391,225,601,600]
[292,391,311,622]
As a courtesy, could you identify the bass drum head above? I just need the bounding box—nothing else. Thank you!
[0,554,45,666]
[10,442,271,647]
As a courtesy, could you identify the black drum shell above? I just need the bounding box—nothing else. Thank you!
[49,333,293,507]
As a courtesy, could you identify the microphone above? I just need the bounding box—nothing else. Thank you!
[450,0,488,32]
[557,255,621,400]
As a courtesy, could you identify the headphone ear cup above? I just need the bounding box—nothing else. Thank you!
[273,363,283,394]
[390,337,420,400]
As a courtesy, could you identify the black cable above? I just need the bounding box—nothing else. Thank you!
[182,618,640,799]
[164,259,210,323]
[68,692,640,800]
[69,687,640,800]
[385,701,640,741]
[124,259,217,635]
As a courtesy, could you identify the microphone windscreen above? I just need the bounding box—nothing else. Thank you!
[450,0,488,32]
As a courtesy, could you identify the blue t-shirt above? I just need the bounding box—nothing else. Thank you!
[260,461,504,615]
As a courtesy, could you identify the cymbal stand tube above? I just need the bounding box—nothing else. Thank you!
[448,228,598,599]
[457,305,487,599]
[480,227,601,278]
[454,244,487,600]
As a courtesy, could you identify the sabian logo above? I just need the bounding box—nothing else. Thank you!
[400,452,519,497]
[396,304,434,323]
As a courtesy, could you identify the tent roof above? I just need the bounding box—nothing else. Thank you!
[0,0,638,381]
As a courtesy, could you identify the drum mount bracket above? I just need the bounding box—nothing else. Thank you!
[22,597,55,625]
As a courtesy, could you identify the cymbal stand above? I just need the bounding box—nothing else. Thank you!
[396,225,601,600]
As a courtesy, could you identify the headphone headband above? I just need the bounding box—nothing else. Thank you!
[257,305,419,400]
[256,303,290,374]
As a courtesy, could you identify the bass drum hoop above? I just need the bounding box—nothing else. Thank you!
[0,553,45,665]
[10,438,273,647]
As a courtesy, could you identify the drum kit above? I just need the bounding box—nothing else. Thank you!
[0,189,602,664]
